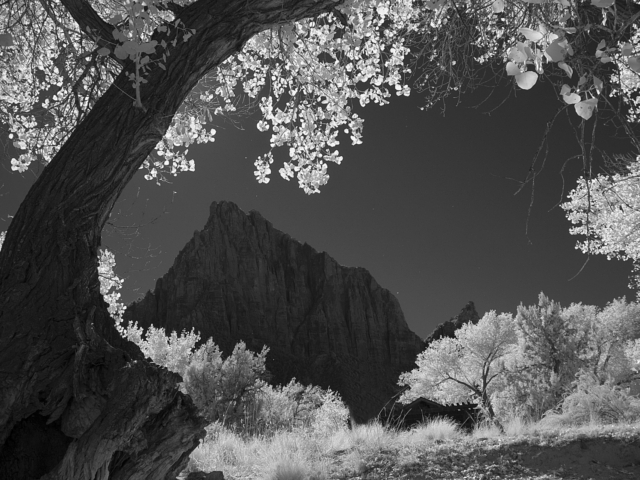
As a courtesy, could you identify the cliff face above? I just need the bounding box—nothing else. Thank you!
[125,201,425,421]
[424,301,480,346]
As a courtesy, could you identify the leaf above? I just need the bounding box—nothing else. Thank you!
[596,40,606,51]
[621,43,633,57]
[508,46,527,63]
[560,84,571,96]
[629,56,640,73]
[545,41,566,62]
[562,92,581,104]
[575,98,598,120]
[158,63,166,70]
[97,47,111,57]
[593,76,603,95]
[558,62,573,78]
[506,62,521,76]
[519,28,543,43]
[492,0,504,12]
[0,33,14,47]
[516,71,538,90]
[114,45,128,60]
[591,0,614,7]
[139,40,157,55]
[578,75,587,87]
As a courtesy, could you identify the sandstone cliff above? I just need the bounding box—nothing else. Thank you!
[125,201,425,421]
[424,301,480,346]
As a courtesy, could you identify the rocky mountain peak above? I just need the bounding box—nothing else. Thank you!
[125,201,425,421]
[424,301,480,346]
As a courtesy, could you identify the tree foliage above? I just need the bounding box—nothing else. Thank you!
[398,310,517,421]
[495,294,640,420]
[403,293,640,425]
[247,379,350,436]
[562,155,640,291]
[183,340,269,425]
[2,0,639,194]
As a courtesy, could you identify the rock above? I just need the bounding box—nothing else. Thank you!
[125,201,425,421]
[424,301,480,346]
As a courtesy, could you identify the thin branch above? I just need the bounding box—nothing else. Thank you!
[59,0,125,66]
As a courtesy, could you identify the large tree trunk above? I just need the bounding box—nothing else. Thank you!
[0,1,342,478]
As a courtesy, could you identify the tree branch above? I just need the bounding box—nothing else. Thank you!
[59,0,126,66]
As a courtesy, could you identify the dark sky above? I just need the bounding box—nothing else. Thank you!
[0,82,634,339]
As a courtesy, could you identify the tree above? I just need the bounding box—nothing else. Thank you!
[500,293,590,419]
[182,340,269,426]
[562,155,640,292]
[398,311,517,424]
[1,1,639,478]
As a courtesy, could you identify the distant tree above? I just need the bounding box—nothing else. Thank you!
[398,311,517,424]
[579,297,640,384]
[497,293,590,419]
[183,340,269,426]
[1,1,640,477]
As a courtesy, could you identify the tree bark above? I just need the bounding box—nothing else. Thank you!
[0,1,343,478]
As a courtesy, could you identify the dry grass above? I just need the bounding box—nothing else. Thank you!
[186,417,640,480]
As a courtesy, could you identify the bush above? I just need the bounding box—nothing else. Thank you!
[237,379,350,437]
[545,371,640,426]
[183,340,269,425]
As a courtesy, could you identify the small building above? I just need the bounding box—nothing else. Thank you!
[379,389,479,430]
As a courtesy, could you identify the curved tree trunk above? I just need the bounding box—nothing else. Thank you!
[0,1,342,478]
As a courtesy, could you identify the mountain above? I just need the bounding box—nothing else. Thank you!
[423,301,480,346]
[124,201,425,421]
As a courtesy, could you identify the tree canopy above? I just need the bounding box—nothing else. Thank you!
[2,0,640,193]
[1,0,640,478]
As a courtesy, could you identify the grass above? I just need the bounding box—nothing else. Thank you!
[185,417,640,480]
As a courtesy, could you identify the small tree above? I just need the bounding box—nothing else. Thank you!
[399,311,517,424]
[183,340,269,426]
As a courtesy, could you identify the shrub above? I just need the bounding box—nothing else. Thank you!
[183,340,269,425]
[546,371,640,426]
[238,379,350,437]
[412,417,460,442]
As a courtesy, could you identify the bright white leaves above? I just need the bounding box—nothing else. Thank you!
[574,98,598,120]
[562,156,640,288]
[561,84,580,104]
[2,0,639,192]
[519,28,543,43]
[204,0,417,194]
[398,311,517,408]
[506,42,539,89]
[98,248,126,323]
[560,84,598,120]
